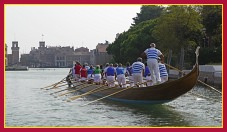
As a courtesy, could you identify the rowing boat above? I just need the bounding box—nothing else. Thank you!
[71,47,200,105]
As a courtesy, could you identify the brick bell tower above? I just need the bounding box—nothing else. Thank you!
[11,41,20,65]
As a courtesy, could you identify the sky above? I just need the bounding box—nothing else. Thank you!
[5,5,141,54]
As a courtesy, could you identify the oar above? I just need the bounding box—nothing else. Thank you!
[40,80,64,89]
[81,81,146,106]
[165,63,222,95]
[57,83,95,97]
[40,79,66,89]
[50,83,85,95]
[46,83,69,90]
[40,74,70,89]
[49,81,80,95]
[66,82,113,102]
[49,81,83,95]
[50,87,71,95]
[165,63,185,74]
[188,91,221,103]
[197,80,222,94]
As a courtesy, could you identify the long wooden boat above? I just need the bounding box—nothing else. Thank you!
[71,47,200,105]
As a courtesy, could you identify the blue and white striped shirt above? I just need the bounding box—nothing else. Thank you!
[144,48,162,59]
[159,63,168,77]
[132,62,145,74]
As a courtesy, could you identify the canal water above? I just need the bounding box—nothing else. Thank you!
[5,68,222,127]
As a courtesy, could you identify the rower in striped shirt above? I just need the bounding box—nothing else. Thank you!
[141,43,164,84]
[158,58,168,83]
[132,57,145,87]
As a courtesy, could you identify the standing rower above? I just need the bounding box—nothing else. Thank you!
[141,43,164,84]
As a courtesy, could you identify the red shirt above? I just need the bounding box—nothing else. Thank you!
[80,67,87,78]
[74,65,82,75]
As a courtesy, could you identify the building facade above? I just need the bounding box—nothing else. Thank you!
[7,41,20,66]
[19,41,113,68]
[93,41,113,65]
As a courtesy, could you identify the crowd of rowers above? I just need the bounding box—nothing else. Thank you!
[67,59,168,88]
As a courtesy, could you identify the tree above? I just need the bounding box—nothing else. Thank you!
[132,5,164,26]
[107,5,222,66]
[107,20,158,64]
[152,5,203,69]
[201,5,222,47]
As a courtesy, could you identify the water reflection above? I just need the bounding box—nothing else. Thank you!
[81,98,192,127]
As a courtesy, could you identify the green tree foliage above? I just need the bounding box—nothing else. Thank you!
[152,5,203,68]
[153,6,203,51]
[107,5,222,66]
[132,5,164,26]
[107,20,158,64]
[199,46,222,65]
[201,5,222,47]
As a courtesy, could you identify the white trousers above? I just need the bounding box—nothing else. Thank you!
[94,74,101,83]
[79,77,87,81]
[87,74,93,80]
[74,74,80,81]
[133,73,143,87]
[161,76,168,83]
[106,76,115,87]
[117,74,126,88]
[145,75,153,86]
[147,59,161,83]
[128,75,134,87]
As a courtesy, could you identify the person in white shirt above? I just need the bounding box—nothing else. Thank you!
[158,58,168,83]
[141,43,164,84]
[84,63,90,71]
[131,57,145,87]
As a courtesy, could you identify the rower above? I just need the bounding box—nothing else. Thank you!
[87,65,94,84]
[126,62,134,87]
[158,58,168,83]
[116,63,126,88]
[66,74,72,87]
[144,62,153,86]
[106,63,116,87]
[132,57,145,87]
[141,43,164,84]
[80,65,87,82]
[93,65,102,85]
[74,61,82,81]
[103,63,109,85]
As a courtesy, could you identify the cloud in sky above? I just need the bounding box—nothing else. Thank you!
[5,5,141,54]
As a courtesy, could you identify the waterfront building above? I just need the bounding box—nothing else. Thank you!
[19,41,113,68]
[7,41,20,66]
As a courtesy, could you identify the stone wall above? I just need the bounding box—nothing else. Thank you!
[168,65,222,87]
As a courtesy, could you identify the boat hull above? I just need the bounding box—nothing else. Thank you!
[72,63,199,105]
